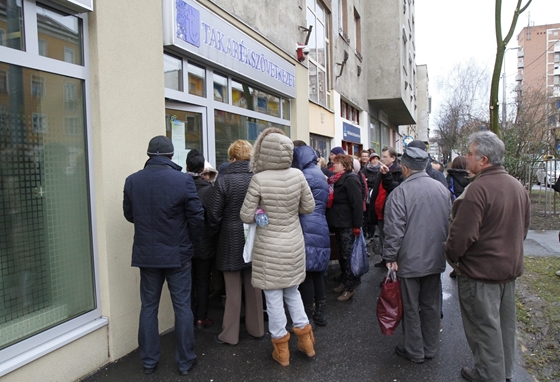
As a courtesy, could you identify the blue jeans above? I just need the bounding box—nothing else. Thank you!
[139,262,196,372]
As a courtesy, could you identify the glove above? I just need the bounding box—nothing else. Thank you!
[353,228,361,237]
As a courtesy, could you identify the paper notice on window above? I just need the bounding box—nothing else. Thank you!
[171,119,188,168]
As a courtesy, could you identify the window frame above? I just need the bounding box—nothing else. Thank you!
[0,1,106,377]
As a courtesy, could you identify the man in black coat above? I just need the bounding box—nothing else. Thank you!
[123,136,204,376]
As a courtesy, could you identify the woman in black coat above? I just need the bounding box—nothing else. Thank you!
[207,140,265,345]
[446,156,470,199]
[326,154,363,302]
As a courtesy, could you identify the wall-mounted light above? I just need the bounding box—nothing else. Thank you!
[336,51,349,79]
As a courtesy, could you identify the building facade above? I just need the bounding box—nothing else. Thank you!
[516,23,560,149]
[0,1,423,380]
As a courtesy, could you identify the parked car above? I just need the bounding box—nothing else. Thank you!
[536,159,560,186]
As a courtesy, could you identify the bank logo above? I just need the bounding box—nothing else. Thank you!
[176,0,200,47]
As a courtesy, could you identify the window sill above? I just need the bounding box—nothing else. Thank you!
[0,317,108,377]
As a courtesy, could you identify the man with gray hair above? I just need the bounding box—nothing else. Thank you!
[382,147,452,363]
[445,131,530,382]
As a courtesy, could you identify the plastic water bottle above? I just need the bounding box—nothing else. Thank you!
[255,207,269,227]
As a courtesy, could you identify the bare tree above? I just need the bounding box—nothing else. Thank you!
[501,87,553,179]
[434,59,490,162]
[489,0,533,135]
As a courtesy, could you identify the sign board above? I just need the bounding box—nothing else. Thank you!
[162,0,296,98]
[343,122,361,143]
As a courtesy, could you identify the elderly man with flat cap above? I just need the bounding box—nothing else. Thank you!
[407,140,447,187]
[123,135,204,376]
[382,147,452,363]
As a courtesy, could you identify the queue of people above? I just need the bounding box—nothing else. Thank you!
[123,130,530,382]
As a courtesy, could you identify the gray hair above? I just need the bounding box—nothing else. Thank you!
[468,131,505,166]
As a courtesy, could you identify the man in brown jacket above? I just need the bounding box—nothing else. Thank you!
[445,131,530,382]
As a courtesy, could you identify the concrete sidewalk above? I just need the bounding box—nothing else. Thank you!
[81,233,555,382]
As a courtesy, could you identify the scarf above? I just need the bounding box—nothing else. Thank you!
[327,171,345,208]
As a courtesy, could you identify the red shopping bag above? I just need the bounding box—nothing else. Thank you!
[376,268,403,335]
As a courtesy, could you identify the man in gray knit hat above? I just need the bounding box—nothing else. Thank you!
[382,146,452,363]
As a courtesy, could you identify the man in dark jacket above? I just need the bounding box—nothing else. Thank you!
[445,131,530,382]
[123,136,204,376]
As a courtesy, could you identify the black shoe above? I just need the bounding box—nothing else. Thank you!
[213,334,236,346]
[374,259,386,268]
[395,345,424,363]
[178,359,197,376]
[461,366,483,381]
[143,362,158,375]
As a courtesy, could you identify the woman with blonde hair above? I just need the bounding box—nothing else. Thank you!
[207,139,265,345]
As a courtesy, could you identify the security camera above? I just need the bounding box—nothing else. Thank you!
[296,44,310,62]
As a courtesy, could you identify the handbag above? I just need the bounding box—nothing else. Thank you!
[376,268,403,336]
[243,223,257,263]
[350,230,369,277]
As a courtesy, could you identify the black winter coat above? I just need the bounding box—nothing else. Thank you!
[190,175,217,260]
[207,160,253,272]
[326,171,363,229]
[123,156,204,268]
[446,168,470,198]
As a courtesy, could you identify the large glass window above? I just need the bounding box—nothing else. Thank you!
[307,0,330,108]
[231,80,280,118]
[0,0,24,50]
[0,65,94,350]
[36,5,83,65]
[214,110,289,165]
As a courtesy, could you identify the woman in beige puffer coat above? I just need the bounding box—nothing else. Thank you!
[240,128,316,367]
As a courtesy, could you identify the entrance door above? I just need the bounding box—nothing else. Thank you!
[165,104,207,168]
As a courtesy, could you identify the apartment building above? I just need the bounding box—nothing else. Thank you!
[0,1,422,380]
[516,23,560,140]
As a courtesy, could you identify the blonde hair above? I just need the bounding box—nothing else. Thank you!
[318,157,327,168]
[228,140,252,161]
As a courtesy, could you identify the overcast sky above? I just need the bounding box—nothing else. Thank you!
[415,0,560,128]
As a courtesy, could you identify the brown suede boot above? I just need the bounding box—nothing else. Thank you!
[271,333,290,366]
[293,324,316,357]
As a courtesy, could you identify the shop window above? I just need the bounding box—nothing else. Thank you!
[188,62,206,97]
[282,99,290,120]
[310,133,331,161]
[213,72,228,103]
[36,5,83,65]
[214,109,289,165]
[0,66,94,352]
[0,0,24,50]
[165,109,203,156]
[164,53,183,91]
[231,79,280,118]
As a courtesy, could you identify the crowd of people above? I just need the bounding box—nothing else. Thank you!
[123,130,530,381]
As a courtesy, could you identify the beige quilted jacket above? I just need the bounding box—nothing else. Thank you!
[240,128,315,290]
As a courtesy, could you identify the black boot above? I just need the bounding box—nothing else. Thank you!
[313,298,327,326]
[304,304,316,330]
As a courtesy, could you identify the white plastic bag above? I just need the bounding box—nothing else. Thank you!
[243,223,257,263]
